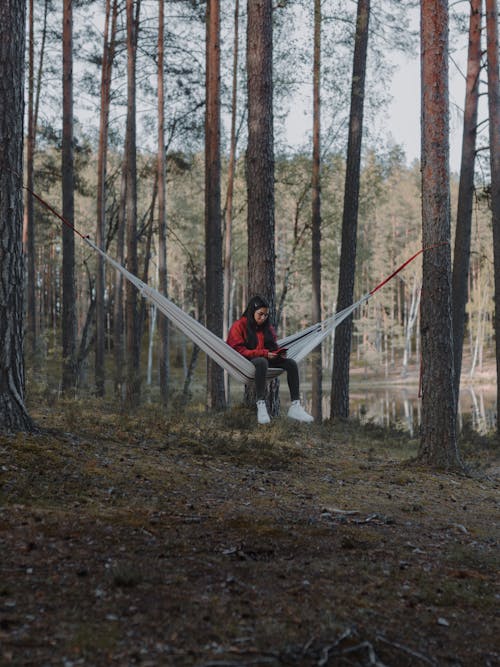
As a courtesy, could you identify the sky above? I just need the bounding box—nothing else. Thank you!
[285,49,467,174]
[284,6,472,175]
[386,51,468,174]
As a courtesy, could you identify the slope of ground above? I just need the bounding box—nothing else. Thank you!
[0,399,499,666]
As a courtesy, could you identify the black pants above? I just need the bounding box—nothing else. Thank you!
[251,356,300,402]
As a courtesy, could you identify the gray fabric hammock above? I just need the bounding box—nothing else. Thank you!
[26,184,434,386]
[84,238,371,385]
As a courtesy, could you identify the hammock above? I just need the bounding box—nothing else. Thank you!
[83,237,414,385]
[25,183,434,386]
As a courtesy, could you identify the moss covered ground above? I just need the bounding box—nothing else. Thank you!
[0,398,499,666]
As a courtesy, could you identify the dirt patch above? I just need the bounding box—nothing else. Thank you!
[0,400,499,666]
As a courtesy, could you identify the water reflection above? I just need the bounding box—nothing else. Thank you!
[305,384,496,435]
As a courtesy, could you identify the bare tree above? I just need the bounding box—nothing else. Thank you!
[125,0,141,407]
[452,0,482,404]
[205,0,226,410]
[223,0,240,340]
[485,0,500,435]
[330,0,370,419]
[25,0,49,357]
[158,0,169,406]
[61,0,77,393]
[418,0,461,468]
[0,0,33,431]
[95,0,118,397]
[311,0,322,421]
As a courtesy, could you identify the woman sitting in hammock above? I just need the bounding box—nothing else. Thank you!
[227,295,314,425]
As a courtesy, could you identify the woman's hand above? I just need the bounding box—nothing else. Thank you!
[267,352,278,360]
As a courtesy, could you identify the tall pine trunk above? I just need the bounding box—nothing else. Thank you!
[95,0,118,397]
[311,0,322,421]
[246,0,276,412]
[223,0,239,341]
[247,0,275,304]
[485,0,500,436]
[25,0,49,351]
[418,0,461,468]
[205,0,226,410]
[451,0,482,404]
[61,0,77,393]
[25,0,36,355]
[113,161,127,398]
[0,0,33,431]
[157,0,169,406]
[125,0,140,408]
[330,0,370,419]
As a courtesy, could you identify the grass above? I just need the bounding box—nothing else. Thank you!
[0,396,498,666]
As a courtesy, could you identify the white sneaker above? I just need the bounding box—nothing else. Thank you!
[256,400,271,424]
[288,400,314,423]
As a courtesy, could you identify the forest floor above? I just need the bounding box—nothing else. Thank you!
[0,397,499,667]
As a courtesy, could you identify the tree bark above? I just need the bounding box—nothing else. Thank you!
[95,0,117,396]
[95,0,118,397]
[24,0,49,350]
[0,0,33,431]
[113,160,127,398]
[157,0,170,406]
[418,0,461,468]
[125,0,141,408]
[205,0,226,410]
[247,0,275,307]
[223,0,239,341]
[485,0,500,436]
[61,0,77,393]
[330,0,370,419]
[246,0,276,413]
[25,0,36,354]
[451,0,482,405]
[311,0,322,421]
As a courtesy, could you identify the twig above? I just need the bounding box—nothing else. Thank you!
[339,641,387,667]
[376,635,438,666]
[317,627,353,666]
[198,659,278,667]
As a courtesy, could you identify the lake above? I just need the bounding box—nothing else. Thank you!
[302,382,496,435]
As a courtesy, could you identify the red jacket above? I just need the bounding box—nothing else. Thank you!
[227,316,277,359]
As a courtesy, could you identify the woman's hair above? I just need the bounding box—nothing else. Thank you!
[242,295,277,350]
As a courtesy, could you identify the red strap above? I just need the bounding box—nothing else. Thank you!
[24,185,89,240]
[369,242,448,296]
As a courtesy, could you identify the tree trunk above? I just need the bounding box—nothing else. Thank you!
[95,0,118,397]
[205,0,226,410]
[223,0,239,342]
[330,0,370,419]
[0,0,33,431]
[246,0,276,413]
[451,0,482,404]
[25,0,36,355]
[61,0,77,393]
[485,0,500,436]
[113,162,127,399]
[157,0,169,406]
[247,0,275,305]
[311,0,322,421]
[125,0,141,408]
[25,0,49,354]
[418,0,461,468]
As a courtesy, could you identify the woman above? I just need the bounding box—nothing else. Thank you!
[227,295,314,424]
